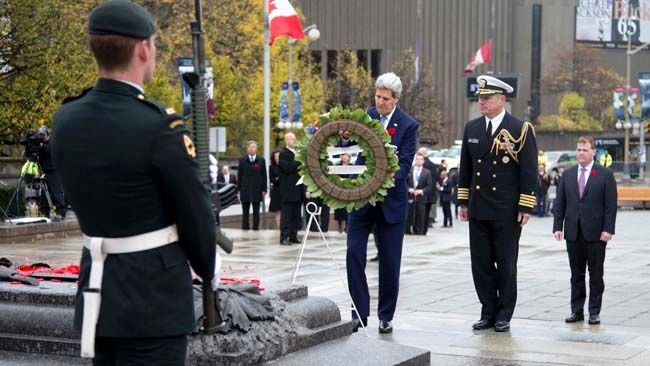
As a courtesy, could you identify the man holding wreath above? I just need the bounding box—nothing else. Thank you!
[344,72,418,334]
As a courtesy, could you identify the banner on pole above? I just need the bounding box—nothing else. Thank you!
[292,82,301,122]
[640,72,650,119]
[279,82,289,122]
[613,86,625,120]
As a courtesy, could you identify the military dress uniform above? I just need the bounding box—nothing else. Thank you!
[458,75,537,328]
[50,1,215,364]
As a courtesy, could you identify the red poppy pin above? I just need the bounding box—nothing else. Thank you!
[387,127,397,136]
[590,169,596,177]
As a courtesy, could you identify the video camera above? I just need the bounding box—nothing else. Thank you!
[19,130,47,162]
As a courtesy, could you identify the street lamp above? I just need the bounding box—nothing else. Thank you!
[278,24,320,130]
[626,43,650,180]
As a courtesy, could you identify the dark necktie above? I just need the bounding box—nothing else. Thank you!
[486,120,493,140]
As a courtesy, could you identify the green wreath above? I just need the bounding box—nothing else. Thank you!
[295,106,399,212]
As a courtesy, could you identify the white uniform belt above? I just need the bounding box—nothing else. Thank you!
[80,224,178,358]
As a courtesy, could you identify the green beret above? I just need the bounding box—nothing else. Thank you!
[88,0,156,39]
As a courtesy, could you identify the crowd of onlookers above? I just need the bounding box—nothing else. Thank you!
[212,140,619,244]
[212,136,464,242]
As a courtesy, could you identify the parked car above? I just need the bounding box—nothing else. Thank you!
[544,150,577,175]
[430,144,461,175]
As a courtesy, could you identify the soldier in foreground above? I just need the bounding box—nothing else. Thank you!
[51,1,215,364]
[457,75,537,332]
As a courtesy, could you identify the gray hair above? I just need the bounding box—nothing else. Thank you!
[375,72,402,97]
[247,140,257,147]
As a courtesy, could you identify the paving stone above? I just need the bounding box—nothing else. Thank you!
[1,209,649,365]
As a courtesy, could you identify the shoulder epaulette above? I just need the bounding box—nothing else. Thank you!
[62,87,92,104]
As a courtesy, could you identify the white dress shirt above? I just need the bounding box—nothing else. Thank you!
[117,79,144,94]
[485,108,506,134]
[380,106,397,129]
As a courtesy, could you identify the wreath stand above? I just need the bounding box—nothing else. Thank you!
[291,201,369,336]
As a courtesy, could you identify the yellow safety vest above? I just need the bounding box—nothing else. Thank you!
[599,153,612,167]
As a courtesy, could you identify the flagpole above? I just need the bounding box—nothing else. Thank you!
[489,0,495,71]
[263,0,271,215]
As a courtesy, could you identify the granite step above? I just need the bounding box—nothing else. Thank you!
[263,333,431,366]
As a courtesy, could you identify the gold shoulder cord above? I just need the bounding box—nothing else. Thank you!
[490,122,536,164]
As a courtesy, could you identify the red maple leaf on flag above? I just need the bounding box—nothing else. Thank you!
[268,0,304,45]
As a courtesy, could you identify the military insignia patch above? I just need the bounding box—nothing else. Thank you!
[183,135,196,158]
[502,156,510,163]
[479,79,487,88]
[166,107,176,115]
[169,120,184,129]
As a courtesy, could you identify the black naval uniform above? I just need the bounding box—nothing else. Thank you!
[457,112,537,323]
[51,78,216,363]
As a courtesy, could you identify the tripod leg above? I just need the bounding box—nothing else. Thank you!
[2,176,24,220]
[41,181,54,218]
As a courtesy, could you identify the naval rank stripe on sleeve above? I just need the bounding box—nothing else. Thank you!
[457,187,470,199]
[519,194,536,207]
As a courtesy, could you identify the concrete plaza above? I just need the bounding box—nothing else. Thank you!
[1,208,649,365]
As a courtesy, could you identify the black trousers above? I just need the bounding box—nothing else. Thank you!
[41,173,66,217]
[424,202,433,233]
[241,201,261,230]
[469,218,521,322]
[566,228,607,315]
[441,201,452,227]
[94,334,187,366]
[407,200,427,234]
[280,201,301,240]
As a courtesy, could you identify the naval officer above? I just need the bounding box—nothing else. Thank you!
[457,75,538,332]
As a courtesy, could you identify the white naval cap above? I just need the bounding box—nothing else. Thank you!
[475,75,514,95]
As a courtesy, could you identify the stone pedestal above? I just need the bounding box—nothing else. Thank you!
[0,282,351,365]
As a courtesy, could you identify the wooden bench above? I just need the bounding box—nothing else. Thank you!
[617,186,650,209]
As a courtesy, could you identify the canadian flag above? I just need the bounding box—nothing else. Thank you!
[464,39,492,74]
[268,0,304,45]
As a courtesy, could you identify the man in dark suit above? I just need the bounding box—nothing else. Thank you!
[407,154,433,235]
[553,136,617,325]
[417,147,439,233]
[237,141,267,230]
[217,165,237,187]
[345,72,418,334]
[458,75,538,332]
[279,132,303,245]
[50,1,215,363]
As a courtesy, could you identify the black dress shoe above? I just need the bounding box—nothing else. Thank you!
[378,320,393,333]
[588,314,601,324]
[351,317,367,333]
[289,237,301,244]
[472,319,494,330]
[280,239,291,245]
[494,320,510,332]
[369,255,379,262]
[565,312,584,323]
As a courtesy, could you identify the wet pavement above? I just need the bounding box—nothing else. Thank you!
[1,208,649,365]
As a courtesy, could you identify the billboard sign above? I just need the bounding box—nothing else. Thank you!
[576,0,650,48]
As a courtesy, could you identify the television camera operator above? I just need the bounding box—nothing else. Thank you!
[19,126,67,220]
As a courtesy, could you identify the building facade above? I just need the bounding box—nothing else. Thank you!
[296,0,650,147]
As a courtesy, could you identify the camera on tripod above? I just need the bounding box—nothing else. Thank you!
[19,129,47,162]
[0,128,54,222]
